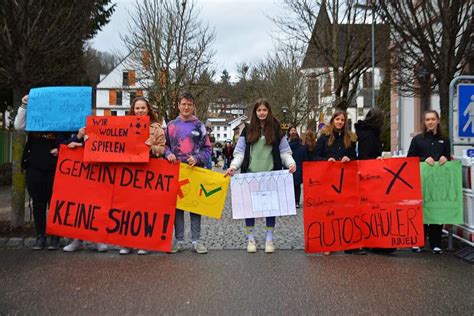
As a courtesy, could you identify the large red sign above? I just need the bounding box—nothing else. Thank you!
[303,158,424,253]
[84,116,150,162]
[47,146,178,252]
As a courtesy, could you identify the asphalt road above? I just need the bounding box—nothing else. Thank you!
[0,249,473,315]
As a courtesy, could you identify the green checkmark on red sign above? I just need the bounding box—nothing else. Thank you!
[200,184,222,197]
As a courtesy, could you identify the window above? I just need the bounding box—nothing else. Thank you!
[224,133,227,138]
[224,127,227,131]
[116,91,123,106]
[217,134,220,138]
[217,126,221,131]
[111,111,117,116]
[123,71,129,86]
[129,91,136,103]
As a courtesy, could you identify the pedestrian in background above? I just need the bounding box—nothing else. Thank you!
[222,141,234,170]
[407,109,450,254]
[288,126,307,208]
[303,130,318,161]
[165,92,211,254]
[225,98,296,253]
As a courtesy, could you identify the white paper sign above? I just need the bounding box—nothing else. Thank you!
[231,170,297,219]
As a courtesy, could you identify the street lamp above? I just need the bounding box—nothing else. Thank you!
[355,0,376,109]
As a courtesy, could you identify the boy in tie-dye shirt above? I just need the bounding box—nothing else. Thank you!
[165,92,211,254]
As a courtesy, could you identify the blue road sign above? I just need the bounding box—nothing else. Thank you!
[467,149,474,158]
[458,84,474,137]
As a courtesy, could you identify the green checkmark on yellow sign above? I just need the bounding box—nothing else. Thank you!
[200,184,222,197]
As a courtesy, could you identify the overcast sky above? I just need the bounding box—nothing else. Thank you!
[90,0,286,81]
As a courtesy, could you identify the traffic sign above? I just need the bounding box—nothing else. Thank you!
[467,149,474,158]
[458,84,474,137]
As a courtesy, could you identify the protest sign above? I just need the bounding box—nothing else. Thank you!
[26,86,92,131]
[303,158,424,253]
[46,146,178,252]
[231,170,296,219]
[421,161,463,224]
[84,116,150,163]
[176,164,229,219]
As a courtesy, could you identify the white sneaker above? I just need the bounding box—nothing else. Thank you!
[432,247,443,254]
[63,239,83,252]
[96,243,108,252]
[247,239,257,253]
[265,240,275,253]
[119,248,131,255]
[137,249,149,255]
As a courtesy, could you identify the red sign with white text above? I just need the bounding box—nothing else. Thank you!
[303,158,424,253]
[47,146,178,252]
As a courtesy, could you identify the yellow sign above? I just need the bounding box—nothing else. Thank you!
[176,163,230,219]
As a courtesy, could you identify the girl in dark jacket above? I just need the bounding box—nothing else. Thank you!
[407,110,450,254]
[314,110,358,255]
[315,110,357,162]
[288,127,307,208]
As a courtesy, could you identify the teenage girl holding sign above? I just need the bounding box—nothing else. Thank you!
[225,99,296,253]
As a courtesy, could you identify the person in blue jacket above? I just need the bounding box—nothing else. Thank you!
[288,126,307,208]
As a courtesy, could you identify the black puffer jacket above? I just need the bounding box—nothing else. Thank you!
[407,132,451,161]
[355,120,382,160]
[315,129,357,161]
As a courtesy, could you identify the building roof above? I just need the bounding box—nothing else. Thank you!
[302,2,390,70]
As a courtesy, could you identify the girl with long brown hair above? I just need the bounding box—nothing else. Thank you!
[315,110,357,162]
[225,99,296,253]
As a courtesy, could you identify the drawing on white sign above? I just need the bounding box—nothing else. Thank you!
[463,95,474,134]
[231,170,296,219]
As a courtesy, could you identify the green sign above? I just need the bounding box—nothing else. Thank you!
[420,161,463,224]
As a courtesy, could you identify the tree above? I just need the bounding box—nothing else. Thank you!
[274,0,389,110]
[378,0,473,131]
[0,0,115,227]
[253,45,311,127]
[83,47,119,86]
[123,0,215,122]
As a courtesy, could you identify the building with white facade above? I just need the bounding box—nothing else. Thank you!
[207,115,248,143]
[95,52,148,116]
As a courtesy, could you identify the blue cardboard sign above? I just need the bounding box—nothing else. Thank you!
[26,86,92,131]
[458,84,474,137]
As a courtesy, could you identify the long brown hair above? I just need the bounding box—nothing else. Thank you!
[246,98,280,145]
[304,131,317,152]
[423,110,442,137]
[130,97,157,123]
[326,110,353,149]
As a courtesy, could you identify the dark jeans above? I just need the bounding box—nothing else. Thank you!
[425,224,443,249]
[245,217,276,228]
[26,168,54,237]
[294,184,301,205]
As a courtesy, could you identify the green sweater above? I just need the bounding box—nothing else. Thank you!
[248,136,273,172]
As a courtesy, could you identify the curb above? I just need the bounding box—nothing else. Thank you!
[0,237,305,250]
